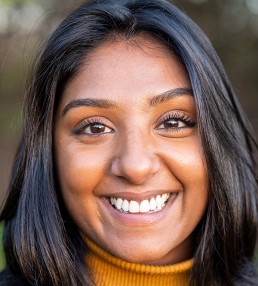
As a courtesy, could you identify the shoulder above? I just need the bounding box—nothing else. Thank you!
[0,268,30,286]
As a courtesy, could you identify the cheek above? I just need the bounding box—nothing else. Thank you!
[163,138,207,184]
[162,139,208,231]
[160,137,208,209]
[55,143,108,198]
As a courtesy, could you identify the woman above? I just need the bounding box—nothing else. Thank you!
[0,0,257,285]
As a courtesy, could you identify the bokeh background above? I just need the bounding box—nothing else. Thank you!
[0,0,257,269]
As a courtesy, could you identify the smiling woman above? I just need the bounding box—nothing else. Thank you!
[54,37,208,267]
[0,0,257,286]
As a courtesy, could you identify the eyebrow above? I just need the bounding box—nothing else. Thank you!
[61,87,193,116]
[62,98,116,116]
[149,87,193,106]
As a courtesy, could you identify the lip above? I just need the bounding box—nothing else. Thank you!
[103,190,178,202]
[100,192,178,225]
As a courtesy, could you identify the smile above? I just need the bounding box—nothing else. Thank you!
[109,193,171,214]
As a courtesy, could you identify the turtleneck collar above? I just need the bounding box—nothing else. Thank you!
[83,237,193,286]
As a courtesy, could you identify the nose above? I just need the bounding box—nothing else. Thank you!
[111,131,160,185]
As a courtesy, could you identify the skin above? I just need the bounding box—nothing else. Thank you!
[54,36,208,265]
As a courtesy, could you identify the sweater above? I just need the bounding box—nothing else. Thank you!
[84,237,193,286]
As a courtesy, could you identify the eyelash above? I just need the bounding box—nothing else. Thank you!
[72,118,113,136]
[156,112,197,131]
[71,112,197,136]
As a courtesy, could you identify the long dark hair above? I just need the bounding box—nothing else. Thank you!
[1,0,257,285]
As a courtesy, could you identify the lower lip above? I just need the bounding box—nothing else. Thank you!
[101,193,178,225]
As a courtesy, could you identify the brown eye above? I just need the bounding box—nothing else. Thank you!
[164,119,182,128]
[159,119,186,129]
[84,123,113,135]
[89,124,106,133]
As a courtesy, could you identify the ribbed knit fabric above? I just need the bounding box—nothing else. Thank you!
[84,237,193,286]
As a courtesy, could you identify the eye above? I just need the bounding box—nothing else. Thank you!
[84,123,112,135]
[158,119,187,129]
[72,118,114,136]
[156,112,197,131]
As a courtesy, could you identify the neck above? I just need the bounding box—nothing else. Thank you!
[83,237,193,286]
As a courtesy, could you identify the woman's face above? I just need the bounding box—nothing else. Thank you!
[54,36,208,265]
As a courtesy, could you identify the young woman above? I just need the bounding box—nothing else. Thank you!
[1,0,257,285]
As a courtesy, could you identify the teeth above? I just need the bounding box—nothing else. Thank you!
[156,195,162,210]
[115,198,123,210]
[109,193,171,214]
[150,197,156,210]
[111,197,116,205]
[122,199,129,212]
[140,200,150,213]
[129,200,140,213]
[162,193,168,202]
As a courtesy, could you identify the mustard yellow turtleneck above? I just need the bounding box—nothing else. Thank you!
[84,237,193,286]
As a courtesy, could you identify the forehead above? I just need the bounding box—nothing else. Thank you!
[59,36,191,109]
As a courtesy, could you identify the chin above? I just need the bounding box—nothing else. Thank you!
[103,232,194,265]
[106,239,178,265]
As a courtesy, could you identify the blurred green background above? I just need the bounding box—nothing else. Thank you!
[0,0,258,270]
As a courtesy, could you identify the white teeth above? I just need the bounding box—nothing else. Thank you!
[121,199,129,212]
[140,200,150,213]
[156,195,162,210]
[109,193,171,214]
[129,201,140,213]
[115,198,123,210]
[150,197,156,210]
[162,193,168,202]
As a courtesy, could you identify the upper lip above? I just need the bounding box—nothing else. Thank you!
[103,190,179,202]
